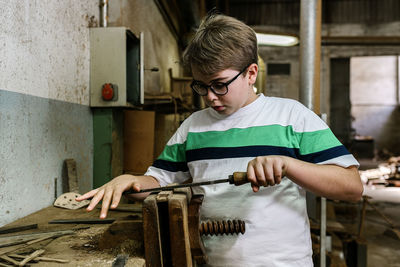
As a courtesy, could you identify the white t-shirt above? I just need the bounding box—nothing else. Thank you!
[145,94,358,266]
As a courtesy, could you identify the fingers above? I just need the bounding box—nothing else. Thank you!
[247,156,286,191]
[110,190,123,209]
[75,189,98,201]
[110,183,136,209]
[100,187,114,219]
[86,188,105,211]
[247,165,259,192]
[273,160,283,185]
[263,160,275,186]
[132,183,141,192]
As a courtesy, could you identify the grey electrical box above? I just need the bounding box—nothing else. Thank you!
[90,27,144,107]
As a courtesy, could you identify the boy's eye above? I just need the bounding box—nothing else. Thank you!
[211,82,225,90]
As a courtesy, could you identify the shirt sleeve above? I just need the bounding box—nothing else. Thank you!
[293,102,359,168]
[144,124,191,186]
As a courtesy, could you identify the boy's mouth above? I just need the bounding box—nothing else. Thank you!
[212,105,225,112]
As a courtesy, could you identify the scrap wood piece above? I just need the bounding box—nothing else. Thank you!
[26,235,56,245]
[9,253,69,263]
[55,159,90,210]
[0,243,27,257]
[0,230,74,256]
[0,255,20,265]
[0,224,38,235]
[18,249,44,266]
[0,230,75,248]
[63,159,78,193]
[0,263,13,267]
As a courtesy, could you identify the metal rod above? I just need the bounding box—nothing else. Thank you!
[320,197,326,267]
[99,0,108,27]
[124,178,230,194]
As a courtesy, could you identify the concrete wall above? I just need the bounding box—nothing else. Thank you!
[259,46,300,101]
[0,0,180,226]
[108,0,182,94]
[0,1,98,226]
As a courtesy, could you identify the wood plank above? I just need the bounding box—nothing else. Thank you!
[188,195,207,264]
[168,193,192,267]
[143,194,162,267]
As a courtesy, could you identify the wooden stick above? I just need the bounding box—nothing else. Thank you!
[26,235,55,245]
[0,229,75,248]
[0,254,20,265]
[0,224,38,235]
[18,249,45,266]
[0,244,26,257]
[0,262,13,267]
[9,254,70,263]
[0,230,74,256]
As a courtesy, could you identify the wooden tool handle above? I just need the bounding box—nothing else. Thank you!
[229,172,248,186]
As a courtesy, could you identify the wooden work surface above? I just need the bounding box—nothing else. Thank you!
[0,205,145,266]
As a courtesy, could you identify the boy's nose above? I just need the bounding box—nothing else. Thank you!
[204,88,218,102]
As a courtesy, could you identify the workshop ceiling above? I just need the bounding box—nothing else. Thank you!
[208,0,400,26]
[155,0,400,47]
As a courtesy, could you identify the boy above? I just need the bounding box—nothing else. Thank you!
[78,13,363,266]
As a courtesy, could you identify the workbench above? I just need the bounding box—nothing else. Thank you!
[0,205,145,266]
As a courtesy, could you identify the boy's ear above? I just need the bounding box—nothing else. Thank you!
[247,63,258,85]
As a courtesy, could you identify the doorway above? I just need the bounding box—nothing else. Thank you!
[330,56,400,158]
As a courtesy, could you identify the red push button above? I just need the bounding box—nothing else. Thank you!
[102,83,114,101]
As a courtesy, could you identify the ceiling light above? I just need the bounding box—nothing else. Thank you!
[256,33,299,47]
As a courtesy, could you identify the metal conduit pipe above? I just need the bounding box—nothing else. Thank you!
[299,0,322,113]
[299,1,325,267]
[99,0,108,27]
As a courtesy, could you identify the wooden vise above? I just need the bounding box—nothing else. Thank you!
[142,187,245,267]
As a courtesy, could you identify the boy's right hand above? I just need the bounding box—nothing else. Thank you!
[76,174,159,219]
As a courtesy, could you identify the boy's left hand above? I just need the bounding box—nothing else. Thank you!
[247,156,288,192]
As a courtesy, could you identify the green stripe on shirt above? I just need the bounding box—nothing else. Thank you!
[186,125,341,155]
[297,128,342,155]
[158,142,186,162]
[186,125,298,149]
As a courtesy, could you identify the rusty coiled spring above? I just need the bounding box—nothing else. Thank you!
[199,220,245,236]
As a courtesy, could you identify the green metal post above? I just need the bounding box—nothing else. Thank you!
[92,108,123,189]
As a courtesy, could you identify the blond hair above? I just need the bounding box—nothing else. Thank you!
[183,14,258,75]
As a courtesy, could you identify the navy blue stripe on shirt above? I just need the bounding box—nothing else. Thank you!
[297,145,350,163]
[186,146,298,162]
[152,159,189,172]
[186,145,349,164]
[153,145,350,173]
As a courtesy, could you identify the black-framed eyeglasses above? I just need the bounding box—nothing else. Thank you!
[190,64,251,96]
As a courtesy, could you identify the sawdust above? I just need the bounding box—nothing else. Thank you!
[0,206,145,266]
